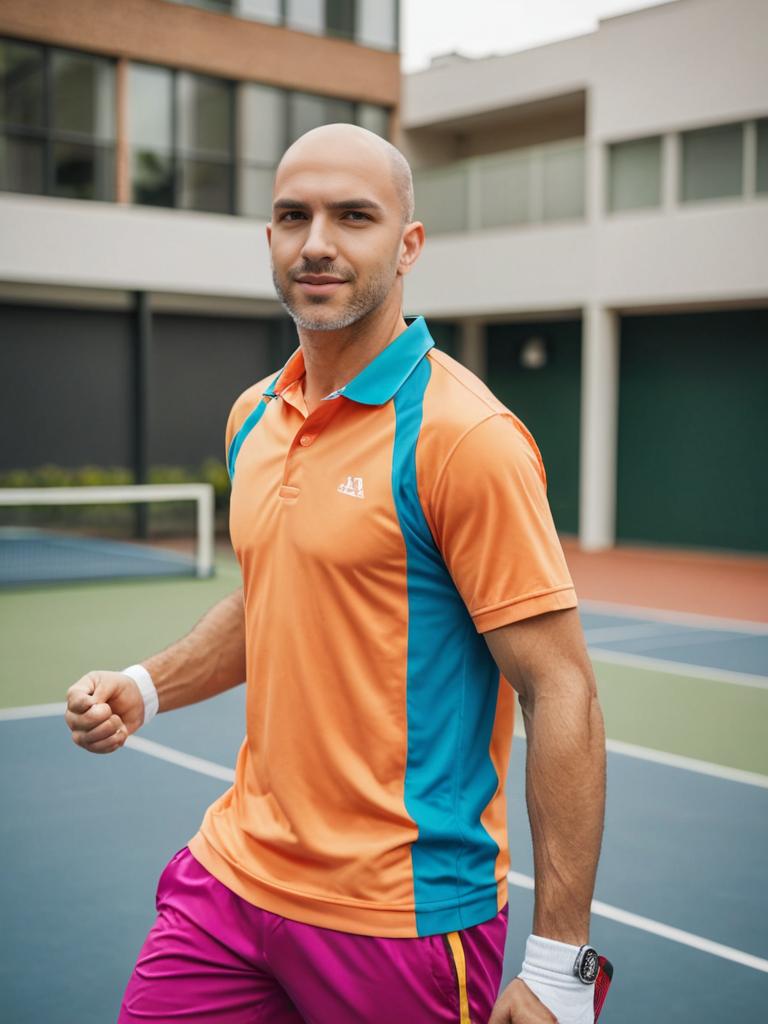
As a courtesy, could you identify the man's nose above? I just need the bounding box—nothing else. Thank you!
[300,215,337,263]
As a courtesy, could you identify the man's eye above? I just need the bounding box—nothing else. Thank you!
[280,211,307,221]
[343,211,369,221]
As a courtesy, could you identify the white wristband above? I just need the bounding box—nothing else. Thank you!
[518,934,594,1024]
[122,663,159,727]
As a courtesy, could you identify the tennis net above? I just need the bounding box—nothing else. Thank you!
[0,483,215,586]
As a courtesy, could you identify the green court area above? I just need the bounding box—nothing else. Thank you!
[1,562,766,780]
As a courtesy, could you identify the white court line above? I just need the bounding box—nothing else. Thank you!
[589,647,768,691]
[124,735,235,783]
[580,599,768,636]
[0,701,66,720]
[506,870,768,974]
[5,696,765,975]
[510,724,768,789]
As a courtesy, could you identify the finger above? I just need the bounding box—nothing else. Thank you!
[77,714,124,745]
[83,726,128,755]
[65,702,113,734]
[66,677,97,714]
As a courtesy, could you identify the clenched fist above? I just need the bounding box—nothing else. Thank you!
[65,671,145,754]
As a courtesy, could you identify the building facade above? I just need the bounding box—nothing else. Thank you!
[0,0,400,489]
[1,0,766,552]
[401,0,768,554]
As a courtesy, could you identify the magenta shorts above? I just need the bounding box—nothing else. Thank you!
[119,847,509,1023]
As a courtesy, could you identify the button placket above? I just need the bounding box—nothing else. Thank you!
[280,396,343,497]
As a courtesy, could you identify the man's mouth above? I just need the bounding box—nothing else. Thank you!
[294,274,349,296]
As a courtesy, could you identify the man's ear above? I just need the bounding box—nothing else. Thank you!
[397,221,425,277]
[266,223,272,246]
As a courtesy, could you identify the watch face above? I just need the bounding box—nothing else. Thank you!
[576,946,600,984]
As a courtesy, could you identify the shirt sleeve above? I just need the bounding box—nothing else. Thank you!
[426,413,577,633]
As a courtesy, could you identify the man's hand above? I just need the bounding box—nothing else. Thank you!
[65,671,145,754]
[489,979,558,1023]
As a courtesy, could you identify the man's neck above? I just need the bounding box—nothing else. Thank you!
[298,299,408,413]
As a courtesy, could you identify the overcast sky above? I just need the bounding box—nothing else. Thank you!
[401,0,674,72]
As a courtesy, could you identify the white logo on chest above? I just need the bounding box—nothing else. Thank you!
[337,476,365,499]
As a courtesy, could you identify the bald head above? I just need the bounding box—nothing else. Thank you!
[275,123,415,225]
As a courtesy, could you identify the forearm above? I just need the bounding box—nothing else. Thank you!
[142,588,246,712]
[521,675,606,944]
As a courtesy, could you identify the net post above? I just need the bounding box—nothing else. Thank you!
[196,484,215,578]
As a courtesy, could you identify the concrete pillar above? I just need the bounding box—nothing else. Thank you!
[459,318,486,380]
[579,305,619,550]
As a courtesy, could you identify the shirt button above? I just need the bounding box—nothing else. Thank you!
[299,434,314,447]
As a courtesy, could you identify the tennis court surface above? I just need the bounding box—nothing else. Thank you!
[1,549,766,1023]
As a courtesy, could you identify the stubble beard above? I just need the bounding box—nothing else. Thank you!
[272,260,397,331]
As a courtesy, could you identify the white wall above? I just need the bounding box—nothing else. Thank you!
[592,0,768,140]
[0,194,275,299]
[403,34,594,129]
[404,0,768,144]
[405,200,768,315]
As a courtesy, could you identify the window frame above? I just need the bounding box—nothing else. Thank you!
[237,82,391,218]
[1,36,117,200]
[679,120,745,206]
[130,62,236,214]
[169,0,400,51]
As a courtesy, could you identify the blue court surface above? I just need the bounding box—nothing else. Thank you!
[0,528,198,585]
[1,602,767,1023]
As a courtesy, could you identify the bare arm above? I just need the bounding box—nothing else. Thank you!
[486,606,606,1022]
[65,587,246,753]
[144,587,246,712]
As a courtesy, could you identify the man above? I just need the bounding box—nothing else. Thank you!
[65,124,606,1024]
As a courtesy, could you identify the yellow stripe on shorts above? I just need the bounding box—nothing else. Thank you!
[445,931,471,1024]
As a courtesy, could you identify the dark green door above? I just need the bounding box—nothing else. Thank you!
[617,311,768,552]
[486,321,581,534]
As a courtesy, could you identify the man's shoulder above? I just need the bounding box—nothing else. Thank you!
[427,348,508,420]
[419,348,544,481]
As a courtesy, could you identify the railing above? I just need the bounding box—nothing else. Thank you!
[413,138,586,235]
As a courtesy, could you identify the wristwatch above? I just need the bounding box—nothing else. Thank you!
[573,945,600,984]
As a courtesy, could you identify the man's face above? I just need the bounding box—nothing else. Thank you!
[268,145,406,331]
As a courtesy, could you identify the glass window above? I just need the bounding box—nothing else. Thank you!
[541,143,585,221]
[288,92,354,143]
[52,140,114,201]
[357,103,389,138]
[129,64,173,151]
[129,64,174,207]
[237,0,281,23]
[681,122,743,202]
[477,151,530,229]
[326,0,355,39]
[756,118,768,194]
[413,165,468,235]
[178,157,231,214]
[0,133,45,193]
[129,65,233,213]
[51,50,115,141]
[357,0,397,50]
[240,84,285,164]
[1,40,115,201]
[239,163,274,219]
[132,149,174,207]
[239,84,285,218]
[608,136,662,212]
[177,72,232,158]
[0,39,44,128]
[286,0,323,34]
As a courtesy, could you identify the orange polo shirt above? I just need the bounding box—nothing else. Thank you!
[188,316,577,937]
